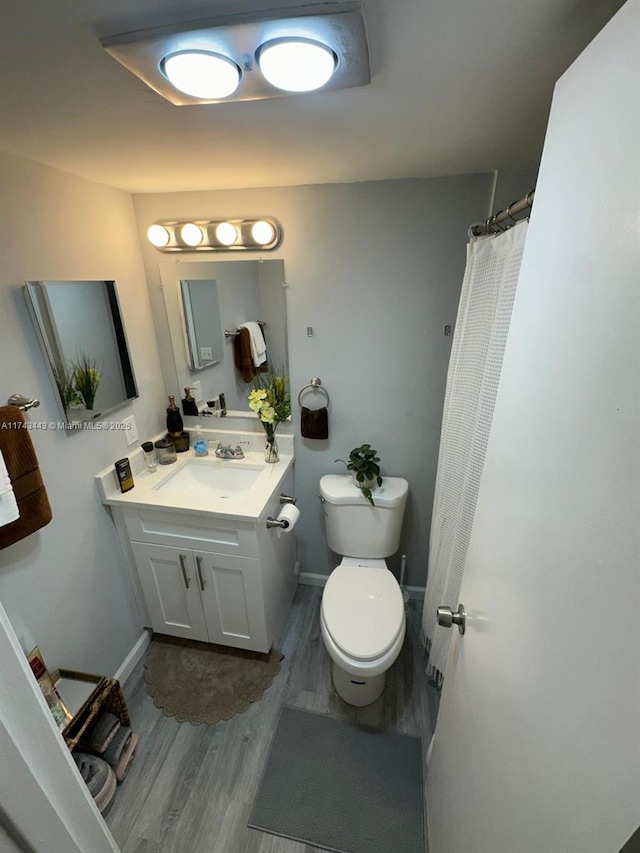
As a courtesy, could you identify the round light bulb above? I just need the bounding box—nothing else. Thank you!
[251,220,276,245]
[215,222,238,246]
[180,223,204,247]
[147,224,170,247]
[161,51,241,100]
[257,39,337,93]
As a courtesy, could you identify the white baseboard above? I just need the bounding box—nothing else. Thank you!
[298,572,328,587]
[405,585,426,600]
[114,630,152,685]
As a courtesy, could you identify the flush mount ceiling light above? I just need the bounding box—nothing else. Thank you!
[161,51,241,99]
[257,38,337,92]
[100,3,369,106]
[147,218,282,252]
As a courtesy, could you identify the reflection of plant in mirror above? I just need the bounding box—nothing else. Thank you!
[52,361,81,411]
[335,443,383,505]
[73,353,101,410]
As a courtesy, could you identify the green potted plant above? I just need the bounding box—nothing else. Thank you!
[335,443,383,505]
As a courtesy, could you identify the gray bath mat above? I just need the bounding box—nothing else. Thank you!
[248,706,425,853]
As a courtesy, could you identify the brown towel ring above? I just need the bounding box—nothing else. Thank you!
[297,377,330,410]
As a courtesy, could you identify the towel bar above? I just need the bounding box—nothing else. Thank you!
[7,394,40,411]
[297,377,330,408]
[224,321,267,339]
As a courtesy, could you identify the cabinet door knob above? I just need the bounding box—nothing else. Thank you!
[196,555,206,591]
[179,553,191,589]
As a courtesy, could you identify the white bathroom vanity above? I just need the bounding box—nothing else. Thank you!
[96,432,297,654]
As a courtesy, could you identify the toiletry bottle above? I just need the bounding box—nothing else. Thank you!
[166,395,184,437]
[141,441,157,472]
[182,388,199,416]
[219,393,227,417]
[193,421,209,457]
[115,458,134,493]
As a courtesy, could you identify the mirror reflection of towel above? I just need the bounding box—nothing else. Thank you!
[238,322,267,367]
[0,406,52,549]
[234,327,268,383]
[301,406,329,440]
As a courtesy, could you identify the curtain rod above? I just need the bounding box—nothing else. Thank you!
[471,190,535,237]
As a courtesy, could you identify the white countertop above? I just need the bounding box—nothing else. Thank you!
[96,430,294,521]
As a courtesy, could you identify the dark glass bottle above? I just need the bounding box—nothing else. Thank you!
[166,395,184,437]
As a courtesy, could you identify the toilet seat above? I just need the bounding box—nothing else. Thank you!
[322,564,405,662]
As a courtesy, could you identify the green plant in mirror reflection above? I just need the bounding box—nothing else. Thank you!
[52,361,81,411]
[73,353,102,410]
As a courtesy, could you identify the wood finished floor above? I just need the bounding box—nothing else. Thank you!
[106,584,439,853]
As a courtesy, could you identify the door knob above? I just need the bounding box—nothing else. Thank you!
[437,604,466,635]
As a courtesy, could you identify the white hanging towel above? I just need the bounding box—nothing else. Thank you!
[0,449,19,527]
[238,322,267,367]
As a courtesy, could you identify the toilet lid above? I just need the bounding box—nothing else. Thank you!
[322,565,404,661]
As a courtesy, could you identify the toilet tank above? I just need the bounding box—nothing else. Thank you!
[319,474,409,558]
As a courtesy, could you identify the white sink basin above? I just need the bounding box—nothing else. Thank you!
[155,460,264,495]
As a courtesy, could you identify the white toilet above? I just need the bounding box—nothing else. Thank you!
[319,474,409,706]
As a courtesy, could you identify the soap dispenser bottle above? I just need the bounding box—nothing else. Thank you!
[166,395,184,437]
[193,421,209,457]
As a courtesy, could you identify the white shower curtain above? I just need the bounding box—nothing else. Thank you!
[422,220,529,687]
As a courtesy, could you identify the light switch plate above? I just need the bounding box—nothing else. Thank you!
[123,414,138,446]
[200,346,212,361]
[190,380,203,403]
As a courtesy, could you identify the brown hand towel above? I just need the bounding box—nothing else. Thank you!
[301,406,329,440]
[233,327,256,383]
[0,406,52,549]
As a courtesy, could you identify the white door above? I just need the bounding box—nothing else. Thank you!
[131,542,208,642]
[427,4,640,853]
[196,550,268,652]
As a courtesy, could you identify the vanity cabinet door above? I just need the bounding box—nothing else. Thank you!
[131,542,208,642]
[194,550,269,653]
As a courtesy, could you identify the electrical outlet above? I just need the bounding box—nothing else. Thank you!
[200,346,213,361]
[123,414,138,446]
[190,380,203,402]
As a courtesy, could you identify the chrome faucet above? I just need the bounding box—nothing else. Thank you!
[214,441,247,459]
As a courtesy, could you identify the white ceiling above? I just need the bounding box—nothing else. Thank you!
[0,0,625,193]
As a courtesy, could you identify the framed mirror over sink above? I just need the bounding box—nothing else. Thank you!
[24,280,138,427]
[160,259,288,415]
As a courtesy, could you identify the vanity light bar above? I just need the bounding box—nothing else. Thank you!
[147,218,282,252]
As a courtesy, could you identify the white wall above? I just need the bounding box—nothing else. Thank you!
[0,152,165,677]
[134,175,494,587]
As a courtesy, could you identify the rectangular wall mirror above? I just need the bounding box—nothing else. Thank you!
[25,280,138,425]
[179,279,224,370]
[160,259,288,414]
